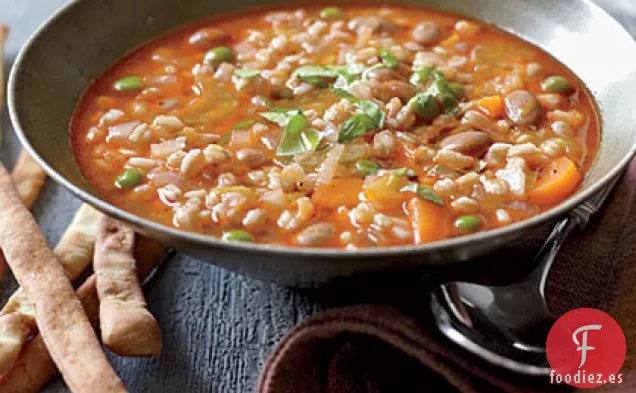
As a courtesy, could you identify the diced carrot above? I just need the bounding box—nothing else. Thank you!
[363,175,409,210]
[528,156,582,205]
[477,96,504,118]
[406,198,449,244]
[326,209,355,232]
[313,177,363,209]
[440,33,460,48]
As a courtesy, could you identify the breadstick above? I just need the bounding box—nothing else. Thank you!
[95,216,162,356]
[10,150,47,208]
[0,151,48,282]
[0,164,126,392]
[0,25,7,146]
[0,154,52,371]
[0,203,102,375]
[0,25,9,278]
[0,236,168,393]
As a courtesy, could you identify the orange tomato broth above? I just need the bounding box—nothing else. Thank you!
[71,3,599,247]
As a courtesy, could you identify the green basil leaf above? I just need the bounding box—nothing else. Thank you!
[269,107,302,113]
[234,119,255,129]
[387,167,417,177]
[259,112,293,126]
[356,100,385,129]
[409,67,434,86]
[293,65,340,87]
[337,113,376,143]
[379,48,399,68]
[303,76,330,87]
[400,183,445,206]
[427,72,458,112]
[259,109,302,126]
[234,69,260,78]
[332,89,385,130]
[334,63,367,84]
[294,65,340,79]
[332,87,359,101]
[277,114,322,157]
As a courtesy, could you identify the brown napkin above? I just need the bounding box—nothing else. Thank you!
[257,159,636,393]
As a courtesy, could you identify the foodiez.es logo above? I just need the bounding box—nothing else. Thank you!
[546,308,626,388]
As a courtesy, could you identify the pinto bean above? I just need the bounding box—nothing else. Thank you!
[412,21,442,44]
[236,148,266,168]
[295,223,335,246]
[188,28,230,47]
[348,16,398,35]
[366,67,404,83]
[439,130,493,157]
[504,90,543,126]
[372,80,416,102]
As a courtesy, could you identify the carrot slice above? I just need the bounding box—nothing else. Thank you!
[363,175,409,210]
[313,177,363,209]
[406,198,449,244]
[528,156,582,205]
[477,95,504,118]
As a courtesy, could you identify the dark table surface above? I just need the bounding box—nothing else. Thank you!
[1,0,635,392]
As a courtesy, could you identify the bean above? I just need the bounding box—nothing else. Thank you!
[188,28,229,47]
[236,148,266,168]
[295,223,335,246]
[348,16,398,35]
[218,172,239,187]
[222,230,254,242]
[536,93,565,110]
[366,67,404,82]
[115,168,142,188]
[113,76,143,92]
[455,20,481,38]
[204,46,235,67]
[439,130,493,157]
[541,76,574,95]
[356,160,380,177]
[412,21,442,45]
[454,215,482,232]
[320,7,343,19]
[504,90,542,126]
[526,62,543,77]
[372,80,416,102]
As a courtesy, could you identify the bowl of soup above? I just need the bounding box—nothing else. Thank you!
[9,0,636,285]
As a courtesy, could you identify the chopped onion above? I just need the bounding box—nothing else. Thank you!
[106,121,140,142]
[148,170,185,188]
[317,143,344,185]
[150,137,186,158]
